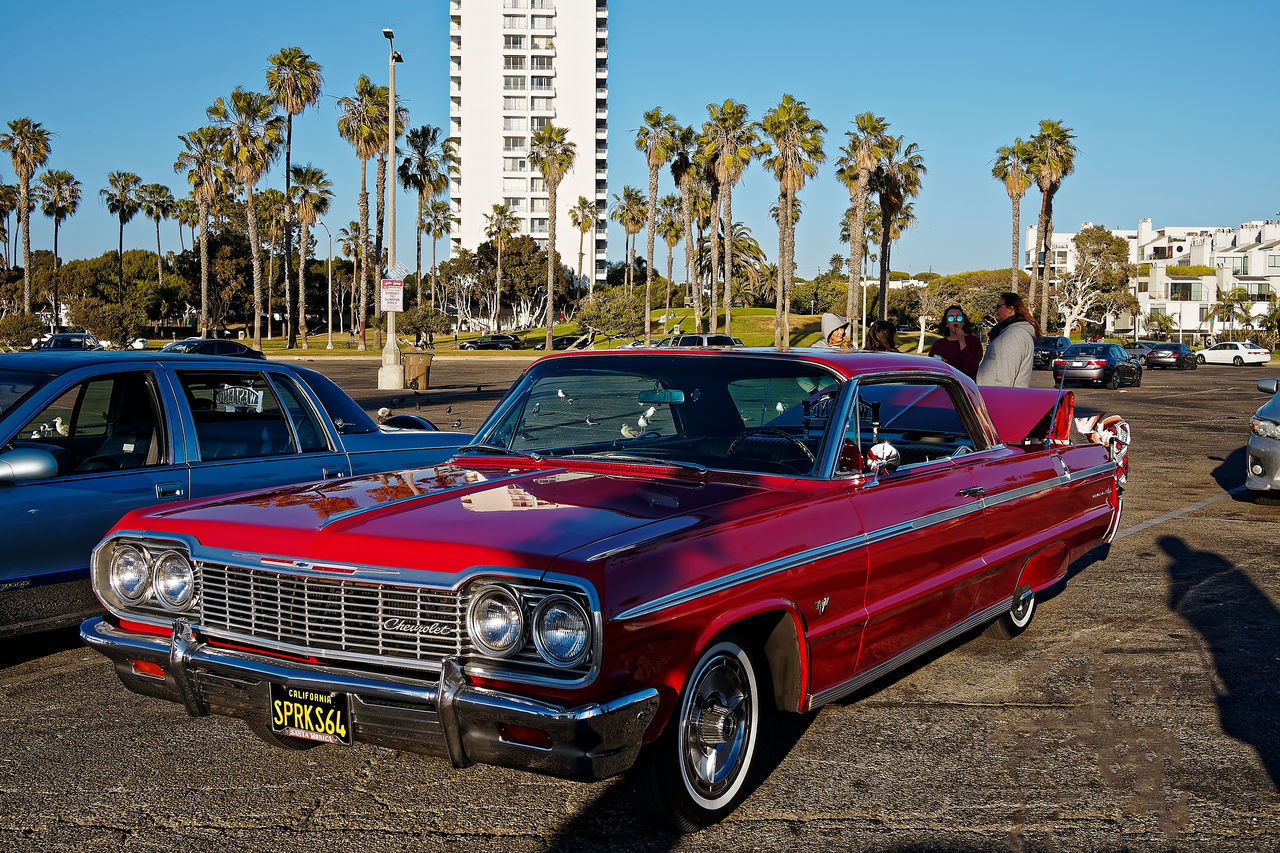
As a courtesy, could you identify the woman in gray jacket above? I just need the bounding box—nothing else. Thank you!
[976,292,1042,387]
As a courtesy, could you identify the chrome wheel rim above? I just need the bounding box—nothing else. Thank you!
[1010,593,1035,628]
[680,651,752,801]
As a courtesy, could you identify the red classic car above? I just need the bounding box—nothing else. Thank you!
[81,350,1126,831]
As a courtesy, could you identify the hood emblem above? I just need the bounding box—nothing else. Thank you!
[383,617,451,636]
[815,596,830,615]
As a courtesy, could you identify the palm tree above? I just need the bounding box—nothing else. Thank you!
[838,202,881,339]
[290,165,333,349]
[173,196,197,252]
[634,107,678,344]
[835,112,890,335]
[699,220,767,305]
[398,125,456,308]
[373,86,408,297]
[701,100,761,337]
[267,47,324,348]
[423,199,452,309]
[1028,119,1078,329]
[609,186,647,293]
[692,140,721,331]
[870,135,926,320]
[36,169,80,329]
[207,87,285,348]
[992,138,1035,293]
[761,94,826,347]
[0,118,52,313]
[529,123,577,350]
[337,76,386,349]
[657,194,683,324]
[99,171,142,300]
[569,195,596,301]
[483,203,518,332]
[669,125,701,330]
[0,183,18,269]
[175,126,228,337]
[137,183,175,294]
[338,219,360,330]
[256,187,286,338]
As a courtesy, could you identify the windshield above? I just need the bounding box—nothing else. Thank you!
[474,355,842,476]
[0,369,53,419]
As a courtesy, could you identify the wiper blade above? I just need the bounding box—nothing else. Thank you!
[456,443,543,462]
[560,452,707,476]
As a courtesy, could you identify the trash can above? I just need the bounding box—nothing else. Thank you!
[402,351,433,390]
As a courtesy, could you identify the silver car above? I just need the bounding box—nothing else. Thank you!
[1248,377,1280,503]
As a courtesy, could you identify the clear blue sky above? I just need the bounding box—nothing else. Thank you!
[3,0,1277,280]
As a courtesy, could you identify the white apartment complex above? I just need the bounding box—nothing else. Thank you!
[1024,218,1279,339]
[449,0,608,288]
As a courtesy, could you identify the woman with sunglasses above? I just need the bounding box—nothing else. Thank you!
[928,304,982,379]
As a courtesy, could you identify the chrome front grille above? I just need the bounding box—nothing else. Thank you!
[198,562,463,669]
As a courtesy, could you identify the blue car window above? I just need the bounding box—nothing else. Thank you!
[270,374,330,453]
[177,371,298,461]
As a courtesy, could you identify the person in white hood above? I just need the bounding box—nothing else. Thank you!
[817,313,854,349]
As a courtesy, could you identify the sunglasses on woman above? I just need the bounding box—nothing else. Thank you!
[946,315,964,323]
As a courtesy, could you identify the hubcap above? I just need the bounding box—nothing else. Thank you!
[681,654,751,799]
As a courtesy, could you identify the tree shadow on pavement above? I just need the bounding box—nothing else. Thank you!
[1161,534,1280,788]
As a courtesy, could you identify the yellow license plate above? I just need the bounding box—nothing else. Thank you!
[269,683,352,745]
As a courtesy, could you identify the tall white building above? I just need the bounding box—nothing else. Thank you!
[449,0,608,289]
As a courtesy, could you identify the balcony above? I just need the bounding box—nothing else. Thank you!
[595,126,607,139]
[595,168,607,178]
[596,47,608,59]
[595,87,608,98]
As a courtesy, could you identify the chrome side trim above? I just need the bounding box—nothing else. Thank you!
[809,596,1014,708]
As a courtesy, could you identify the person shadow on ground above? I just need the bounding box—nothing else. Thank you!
[1161,534,1280,788]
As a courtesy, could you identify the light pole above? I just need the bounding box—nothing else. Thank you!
[378,26,406,389]
[318,219,333,349]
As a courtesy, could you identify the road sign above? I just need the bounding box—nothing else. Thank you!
[380,278,404,312]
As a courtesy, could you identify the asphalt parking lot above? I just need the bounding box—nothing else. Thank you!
[2,354,1278,852]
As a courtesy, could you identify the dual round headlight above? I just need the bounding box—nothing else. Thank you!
[107,545,195,610]
[466,586,592,669]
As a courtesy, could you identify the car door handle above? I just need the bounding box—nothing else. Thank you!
[322,467,346,479]
[956,486,985,498]
[156,482,185,499]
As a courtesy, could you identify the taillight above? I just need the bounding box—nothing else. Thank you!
[1053,359,1066,366]
[1088,359,1106,367]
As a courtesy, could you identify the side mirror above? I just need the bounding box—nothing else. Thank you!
[1259,378,1279,395]
[0,447,59,483]
[866,441,901,476]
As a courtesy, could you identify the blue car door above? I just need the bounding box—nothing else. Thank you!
[0,365,189,589]
[169,367,350,500]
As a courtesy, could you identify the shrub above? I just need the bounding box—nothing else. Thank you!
[1166,265,1216,277]
[0,313,43,349]
[66,297,147,347]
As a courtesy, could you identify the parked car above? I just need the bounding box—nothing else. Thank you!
[38,332,102,351]
[655,333,738,347]
[1032,336,1072,370]
[1196,340,1272,366]
[533,333,593,351]
[460,333,523,351]
[1144,342,1197,370]
[1053,343,1143,389]
[0,351,469,636]
[1122,341,1164,364]
[1247,377,1280,503]
[82,349,1127,830]
[159,338,266,359]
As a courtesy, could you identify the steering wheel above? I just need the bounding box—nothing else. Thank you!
[726,427,815,462]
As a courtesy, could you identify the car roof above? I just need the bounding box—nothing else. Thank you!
[539,346,964,381]
[0,350,275,371]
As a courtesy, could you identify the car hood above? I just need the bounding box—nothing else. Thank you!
[1257,390,1280,422]
[117,462,777,576]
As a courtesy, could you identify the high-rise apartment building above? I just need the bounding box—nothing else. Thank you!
[449,0,608,289]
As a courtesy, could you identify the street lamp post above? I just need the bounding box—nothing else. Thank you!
[318,219,333,349]
[378,27,405,389]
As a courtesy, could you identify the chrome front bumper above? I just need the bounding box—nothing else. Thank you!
[80,616,659,781]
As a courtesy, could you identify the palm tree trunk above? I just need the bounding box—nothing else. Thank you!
[627,233,636,298]
[681,184,698,333]
[576,225,585,303]
[415,190,424,307]
[430,237,438,312]
[784,191,795,345]
[723,185,733,337]
[495,240,503,333]
[879,207,893,322]
[1041,191,1056,330]
[283,115,296,349]
[374,157,387,319]
[358,162,370,351]
[20,182,32,313]
[266,224,277,340]
[154,217,163,294]
[1030,189,1049,317]
[666,241,674,328]
[199,202,210,337]
[545,183,558,351]
[775,202,785,348]
[298,222,309,348]
[246,185,264,348]
[708,187,721,334]
[117,216,126,302]
[1009,193,1021,292]
[51,220,60,330]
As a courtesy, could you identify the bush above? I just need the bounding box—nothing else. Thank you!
[1166,265,1216,277]
[66,297,147,347]
[0,313,43,349]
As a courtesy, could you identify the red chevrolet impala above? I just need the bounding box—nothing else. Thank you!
[81,349,1126,831]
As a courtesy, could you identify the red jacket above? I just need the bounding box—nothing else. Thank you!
[929,334,983,379]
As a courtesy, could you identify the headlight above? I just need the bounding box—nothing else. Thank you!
[1251,418,1280,440]
[467,587,524,657]
[532,595,591,667]
[152,550,195,609]
[109,545,151,602]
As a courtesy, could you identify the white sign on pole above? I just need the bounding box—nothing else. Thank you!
[380,278,404,312]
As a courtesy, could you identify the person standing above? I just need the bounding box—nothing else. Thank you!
[928,304,982,379]
[816,312,855,349]
[977,292,1041,387]
[865,320,898,352]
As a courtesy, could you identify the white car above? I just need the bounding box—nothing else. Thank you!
[1196,340,1272,366]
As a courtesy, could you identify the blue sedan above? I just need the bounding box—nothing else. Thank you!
[0,351,469,635]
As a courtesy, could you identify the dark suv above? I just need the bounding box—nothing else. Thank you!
[460,333,523,350]
[1032,336,1071,369]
